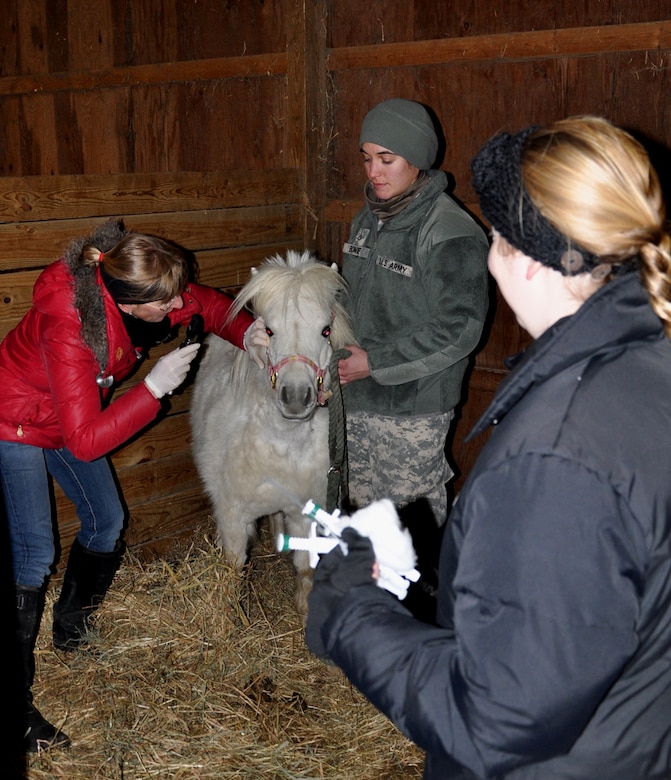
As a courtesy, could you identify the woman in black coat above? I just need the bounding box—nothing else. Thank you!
[306,116,671,779]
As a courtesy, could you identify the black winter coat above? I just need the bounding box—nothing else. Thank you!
[320,272,671,779]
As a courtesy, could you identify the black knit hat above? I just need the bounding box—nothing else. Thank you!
[471,127,601,275]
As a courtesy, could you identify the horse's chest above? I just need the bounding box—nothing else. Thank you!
[259,412,328,474]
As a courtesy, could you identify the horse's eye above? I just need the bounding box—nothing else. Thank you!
[322,326,331,338]
[265,327,274,337]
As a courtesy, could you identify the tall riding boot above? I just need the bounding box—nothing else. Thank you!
[52,538,124,652]
[16,585,71,752]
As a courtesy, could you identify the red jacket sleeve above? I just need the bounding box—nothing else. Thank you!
[178,282,253,348]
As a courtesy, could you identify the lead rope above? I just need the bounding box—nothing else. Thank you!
[326,348,351,513]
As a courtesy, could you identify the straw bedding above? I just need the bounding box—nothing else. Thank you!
[23,521,424,779]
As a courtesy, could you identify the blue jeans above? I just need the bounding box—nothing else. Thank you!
[0,441,125,588]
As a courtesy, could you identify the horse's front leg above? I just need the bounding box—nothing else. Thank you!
[284,511,314,620]
[213,500,257,570]
[291,548,314,621]
[267,511,285,542]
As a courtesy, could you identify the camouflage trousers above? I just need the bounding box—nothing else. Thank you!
[345,409,455,526]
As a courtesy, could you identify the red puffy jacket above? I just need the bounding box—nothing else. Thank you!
[0,259,252,461]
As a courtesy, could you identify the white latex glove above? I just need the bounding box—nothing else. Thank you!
[144,343,200,398]
[335,499,420,599]
[243,316,269,369]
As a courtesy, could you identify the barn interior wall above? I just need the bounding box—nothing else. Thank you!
[0,0,670,558]
[322,2,671,487]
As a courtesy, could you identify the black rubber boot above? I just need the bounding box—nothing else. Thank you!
[16,585,71,752]
[52,538,124,652]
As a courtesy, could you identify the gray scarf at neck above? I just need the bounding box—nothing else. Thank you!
[364,170,429,223]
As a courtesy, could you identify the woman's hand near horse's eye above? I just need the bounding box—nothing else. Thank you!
[244,317,269,369]
[337,344,371,385]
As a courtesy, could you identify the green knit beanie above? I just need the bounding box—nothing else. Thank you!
[359,98,438,170]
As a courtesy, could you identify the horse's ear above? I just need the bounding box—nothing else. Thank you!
[251,266,258,276]
[330,262,338,272]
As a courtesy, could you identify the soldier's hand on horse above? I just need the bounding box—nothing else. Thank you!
[305,527,376,659]
[144,342,201,398]
[244,317,269,369]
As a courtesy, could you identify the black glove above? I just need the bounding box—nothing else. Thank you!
[305,527,376,659]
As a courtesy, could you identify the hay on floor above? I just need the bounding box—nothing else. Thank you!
[25,521,425,779]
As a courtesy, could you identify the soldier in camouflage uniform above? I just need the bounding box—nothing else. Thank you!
[339,98,489,527]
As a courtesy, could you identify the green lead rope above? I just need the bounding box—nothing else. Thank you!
[326,348,350,513]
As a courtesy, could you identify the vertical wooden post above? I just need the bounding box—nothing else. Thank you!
[286,0,329,254]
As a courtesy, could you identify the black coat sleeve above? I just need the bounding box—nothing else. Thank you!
[323,454,644,777]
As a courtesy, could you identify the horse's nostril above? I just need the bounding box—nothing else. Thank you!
[279,382,316,414]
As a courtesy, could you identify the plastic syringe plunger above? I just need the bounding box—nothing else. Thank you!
[301,500,342,536]
[276,534,337,555]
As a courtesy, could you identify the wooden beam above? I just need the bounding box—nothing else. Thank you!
[5,19,663,102]
[0,52,289,97]
[327,20,671,70]
[0,169,301,222]
[0,205,303,271]
[285,0,329,250]
[193,241,310,290]
[286,0,308,172]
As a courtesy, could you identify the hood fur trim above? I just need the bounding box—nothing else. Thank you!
[64,218,128,372]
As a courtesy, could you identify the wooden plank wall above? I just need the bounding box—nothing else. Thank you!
[0,1,670,564]
[319,2,671,488]
[0,0,317,566]
[0,0,323,238]
[0,168,303,564]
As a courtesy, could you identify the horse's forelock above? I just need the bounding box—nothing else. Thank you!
[232,253,333,311]
[225,250,356,347]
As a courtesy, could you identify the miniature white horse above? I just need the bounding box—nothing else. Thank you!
[190,250,355,616]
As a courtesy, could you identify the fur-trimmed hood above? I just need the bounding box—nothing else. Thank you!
[62,218,127,372]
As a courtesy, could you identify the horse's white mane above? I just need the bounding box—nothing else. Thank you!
[228,249,354,357]
[224,251,354,387]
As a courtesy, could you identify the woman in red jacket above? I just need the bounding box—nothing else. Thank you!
[0,219,267,753]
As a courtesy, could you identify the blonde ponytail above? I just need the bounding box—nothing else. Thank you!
[519,116,671,337]
[639,236,671,337]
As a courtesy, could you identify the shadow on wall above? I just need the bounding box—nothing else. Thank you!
[632,130,671,207]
